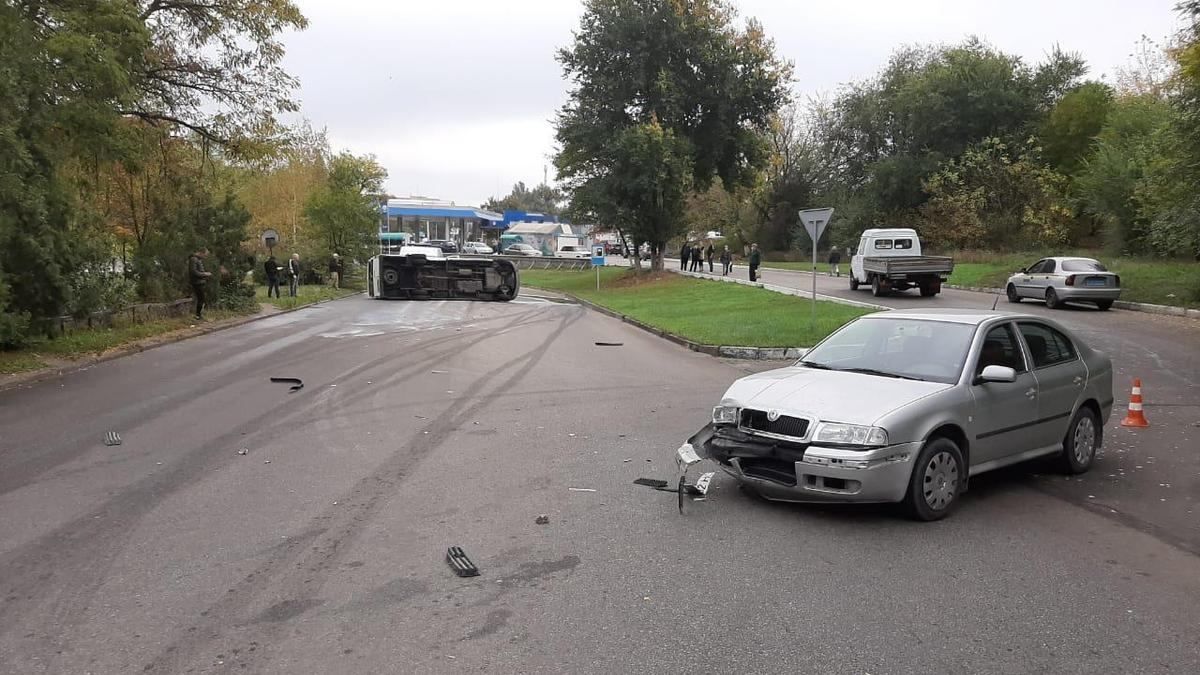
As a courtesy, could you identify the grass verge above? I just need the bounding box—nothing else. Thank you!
[521,268,869,347]
[0,309,248,375]
[256,284,357,310]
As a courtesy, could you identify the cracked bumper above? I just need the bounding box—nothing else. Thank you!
[686,423,920,504]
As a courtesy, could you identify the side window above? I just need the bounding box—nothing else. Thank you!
[977,324,1026,375]
[1018,323,1077,369]
[894,238,913,250]
[1042,260,1057,273]
[874,239,893,250]
[1026,260,1046,274]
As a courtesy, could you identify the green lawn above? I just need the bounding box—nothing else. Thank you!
[521,268,869,347]
[255,283,357,310]
[0,310,245,375]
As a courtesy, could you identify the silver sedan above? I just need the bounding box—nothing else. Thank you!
[1005,257,1121,310]
[680,309,1114,521]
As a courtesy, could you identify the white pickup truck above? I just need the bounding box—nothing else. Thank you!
[849,228,954,297]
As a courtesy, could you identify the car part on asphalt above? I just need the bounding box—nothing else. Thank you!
[594,342,624,346]
[633,478,669,489]
[103,431,121,446]
[535,515,550,525]
[270,376,304,392]
[446,547,480,577]
[568,487,597,492]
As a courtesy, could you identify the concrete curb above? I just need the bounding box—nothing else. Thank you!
[0,292,362,393]
[540,290,804,360]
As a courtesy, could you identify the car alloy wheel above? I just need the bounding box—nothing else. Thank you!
[1045,288,1060,309]
[923,450,959,511]
[1062,407,1099,474]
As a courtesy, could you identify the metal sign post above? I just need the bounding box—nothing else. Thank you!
[798,208,834,327]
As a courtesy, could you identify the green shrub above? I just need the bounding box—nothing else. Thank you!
[0,311,31,350]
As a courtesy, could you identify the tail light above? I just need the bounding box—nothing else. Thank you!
[1065,275,1077,286]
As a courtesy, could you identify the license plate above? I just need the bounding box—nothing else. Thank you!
[1086,278,1106,287]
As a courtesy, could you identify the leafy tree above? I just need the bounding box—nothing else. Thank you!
[304,152,387,263]
[483,181,565,215]
[1039,82,1113,174]
[238,124,331,253]
[920,138,1073,250]
[554,0,790,270]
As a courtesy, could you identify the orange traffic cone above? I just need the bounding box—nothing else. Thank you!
[1120,378,1149,428]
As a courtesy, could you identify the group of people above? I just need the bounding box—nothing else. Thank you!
[262,253,306,299]
[680,241,759,280]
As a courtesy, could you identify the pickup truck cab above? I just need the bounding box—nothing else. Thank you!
[850,228,954,297]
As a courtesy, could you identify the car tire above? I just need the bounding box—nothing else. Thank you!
[1096,300,1113,311]
[1006,284,1021,303]
[850,277,859,291]
[904,438,964,521]
[1045,288,1061,309]
[871,276,887,297]
[1061,406,1100,474]
[919,283,937,297]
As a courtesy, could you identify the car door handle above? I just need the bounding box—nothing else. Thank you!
[1025,388,1037,398]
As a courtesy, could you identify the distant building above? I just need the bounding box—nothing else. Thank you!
[380,197,504,247]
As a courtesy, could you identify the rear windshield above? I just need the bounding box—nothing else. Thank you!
[1061,259,1107,272]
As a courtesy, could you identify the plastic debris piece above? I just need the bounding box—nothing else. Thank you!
[104,431,122,446]
[431,370,448,374]
[568,487,597,492]
[270,377,304,393]
[264,460,271,464]
[237,448,248,456]
[535,515,550,525]
[634,478,669,489]
[446,546,480,577]
[594,342,624,346]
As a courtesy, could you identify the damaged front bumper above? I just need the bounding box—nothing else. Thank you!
[683,423,920,504]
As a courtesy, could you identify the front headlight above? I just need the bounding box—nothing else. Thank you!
[814,423,888,447]
[712,405,739,425]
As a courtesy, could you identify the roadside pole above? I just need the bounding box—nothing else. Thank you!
[798,208,834,328]
[592,245,606,291]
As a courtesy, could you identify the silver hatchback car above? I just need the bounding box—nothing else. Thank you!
[1005,257,1121,310]
[680,309,1114,520]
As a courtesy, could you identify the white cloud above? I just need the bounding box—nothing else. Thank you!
[283,0,1183,206]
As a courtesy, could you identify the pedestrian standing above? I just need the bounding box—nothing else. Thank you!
[829,246,843,277]
[705,243,714,273]
[264,254,281,298]
[188,247,212,320]
[748,243,761,282]
[329,253,342,289]
[288,253,301,297]
[720,246,732,275]
[691,245,702,272]
[680,242,690,270]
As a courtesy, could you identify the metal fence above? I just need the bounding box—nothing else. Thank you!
[31,298,194,337]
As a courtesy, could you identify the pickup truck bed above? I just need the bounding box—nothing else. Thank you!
[862,256,954,276]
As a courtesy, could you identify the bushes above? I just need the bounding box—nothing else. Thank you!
[67,271,138,318]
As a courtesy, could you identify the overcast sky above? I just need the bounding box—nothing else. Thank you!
[280,0,1183,207]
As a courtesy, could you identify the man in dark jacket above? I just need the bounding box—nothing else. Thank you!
[680,243,690,270]
[691,244,702,271]
[748,243,761,282]
[828,246,843,277]
[264,255,281,298]
[188,247,212,320]
[705,243,714,272]
[720,246,732,275]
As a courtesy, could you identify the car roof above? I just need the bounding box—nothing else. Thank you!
[861,228,917,237]
[1035,256,1101,263]
[863,308,1046,326]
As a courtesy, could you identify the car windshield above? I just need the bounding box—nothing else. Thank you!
[1061,259,1108,272]
[799,317,977,384]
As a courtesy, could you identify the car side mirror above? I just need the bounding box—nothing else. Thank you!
[975,365,1016,385]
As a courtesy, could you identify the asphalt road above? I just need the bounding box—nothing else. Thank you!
[2,291,1199,674]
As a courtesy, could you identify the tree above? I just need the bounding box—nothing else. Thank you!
[304,152,387,263]
[554,0,790,270]
[483,181,565,215]
[1039,82,1113,174]
[238,124,331,253]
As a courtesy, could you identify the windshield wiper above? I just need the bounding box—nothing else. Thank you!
[799,360,833,370]
[838,367,925,381]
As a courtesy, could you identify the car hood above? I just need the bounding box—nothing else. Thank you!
[720,366,952,426]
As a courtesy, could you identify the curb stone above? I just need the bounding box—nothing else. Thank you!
[0,291,361,393]
[540,290,803,360]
